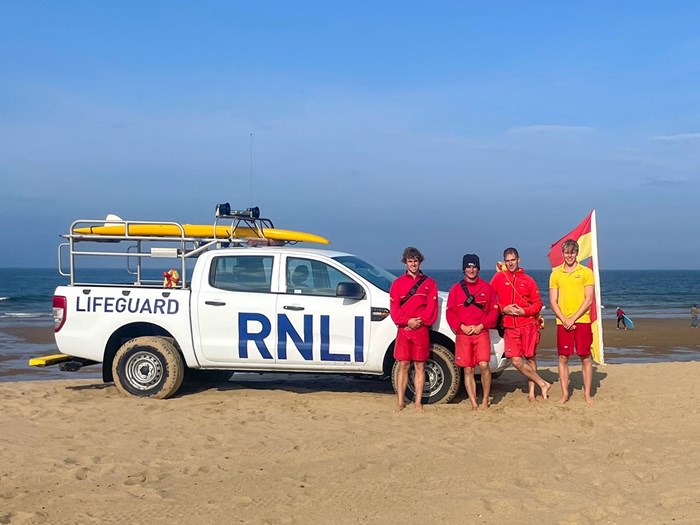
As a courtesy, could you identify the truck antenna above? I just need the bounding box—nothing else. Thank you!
[249,132,253,206]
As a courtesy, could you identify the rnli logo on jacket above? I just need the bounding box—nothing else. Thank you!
[417,284,432,295]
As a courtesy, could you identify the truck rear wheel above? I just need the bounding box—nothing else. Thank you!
[112,336,184,399]
[391,342,460,404]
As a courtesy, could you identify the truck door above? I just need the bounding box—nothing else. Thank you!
[193,254,277,366]
[277,256,370,368]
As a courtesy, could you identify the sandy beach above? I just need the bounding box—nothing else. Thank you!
[1,318,699,524]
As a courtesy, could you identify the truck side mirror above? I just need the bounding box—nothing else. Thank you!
[336,282,365,300]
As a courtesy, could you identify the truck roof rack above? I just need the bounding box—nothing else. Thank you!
[58,204,297,288]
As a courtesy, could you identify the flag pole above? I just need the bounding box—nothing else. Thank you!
[590,209,605,364]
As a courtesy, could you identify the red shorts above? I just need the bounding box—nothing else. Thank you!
[504,324,540,359]
[557,323,593,357]
[454,331,491,368]
[394,326,430,362]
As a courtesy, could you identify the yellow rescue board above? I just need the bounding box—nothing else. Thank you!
[29,354,73,367]
[73,224,330,244]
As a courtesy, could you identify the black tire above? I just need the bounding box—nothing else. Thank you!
[112,336,184,399]
[184,369,234,384]
[391,342,460,404]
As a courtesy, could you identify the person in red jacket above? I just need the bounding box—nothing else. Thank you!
[491,247,552,402]
[389,247,438,412]
[447,254,499,410]
[616,307,626,330]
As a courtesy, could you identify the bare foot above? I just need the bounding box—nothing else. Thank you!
[394,403,406,413]
[584,396,594,406]
[528,394,538,403]
[559,395,569,404]
[414,403,425,412]
[479,402,489,411]
[540,382,552,400]
[469,404,479,411]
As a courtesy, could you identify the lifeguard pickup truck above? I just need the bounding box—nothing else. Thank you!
[32,206,509,404]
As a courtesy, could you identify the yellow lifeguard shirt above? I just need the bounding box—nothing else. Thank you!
[549,263,595,324]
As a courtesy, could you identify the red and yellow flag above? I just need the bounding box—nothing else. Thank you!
[548,211,593,266]
[548,210,605,364]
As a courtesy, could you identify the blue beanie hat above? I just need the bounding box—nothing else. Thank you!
[462,254,480,270]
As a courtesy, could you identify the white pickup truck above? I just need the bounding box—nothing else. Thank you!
[34,211,509,404]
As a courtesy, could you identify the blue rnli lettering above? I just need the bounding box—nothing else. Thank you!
[354,316,364,362]
[278,314,313,361]
[320,315,350,362]
[238,312,273,359]
[237,313,364,362]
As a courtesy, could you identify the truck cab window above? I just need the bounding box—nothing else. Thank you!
[286,257,358,296]
[211,255,273,292]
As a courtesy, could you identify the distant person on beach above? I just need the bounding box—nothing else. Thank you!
[691,305,698,328]
[447,254,499,410]
[549,239,595,405]
[389,247,438,412]
[491,247,552,402]
[616,306,626,330]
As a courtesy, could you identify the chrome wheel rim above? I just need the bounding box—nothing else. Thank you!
[124,351,163,391]
[407,358,445,397]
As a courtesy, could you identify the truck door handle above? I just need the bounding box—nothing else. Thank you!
[283,305,305,311]
[205,301,226,306]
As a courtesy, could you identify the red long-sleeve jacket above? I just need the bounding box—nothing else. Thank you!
[446,277,499,333]
[490,268,542,329]
[389,273,439,328]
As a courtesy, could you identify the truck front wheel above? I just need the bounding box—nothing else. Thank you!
[112,336,184,399]
[391,342,460,404]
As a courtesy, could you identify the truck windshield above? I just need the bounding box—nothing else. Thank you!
[333,255,397,292]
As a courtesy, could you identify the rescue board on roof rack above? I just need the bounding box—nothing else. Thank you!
[72,224,330,244]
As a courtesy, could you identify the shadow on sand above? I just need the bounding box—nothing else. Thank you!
[64,365,608,405]
[486,366,608,405]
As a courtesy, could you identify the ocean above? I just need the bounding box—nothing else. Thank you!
[2,267,698,324]
[1,267,699,381]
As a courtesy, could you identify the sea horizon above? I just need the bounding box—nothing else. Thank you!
[2,267,699,382]
[2,267,699,320]
[2,266,700,271]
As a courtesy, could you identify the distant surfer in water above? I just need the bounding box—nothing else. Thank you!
[389,247,438,412]
[549,239,596,405]
[616,307,626,330]
[491,247,552,402]
[691,304,698,328]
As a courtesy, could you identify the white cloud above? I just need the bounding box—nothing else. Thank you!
[506,125,594,136]
[642,175,692,186]
[605,154,681,171]
[653,133,700,142]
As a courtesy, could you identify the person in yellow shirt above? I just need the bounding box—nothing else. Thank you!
[549,239,595,405]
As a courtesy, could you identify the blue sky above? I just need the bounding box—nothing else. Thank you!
[2,1,699,270]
